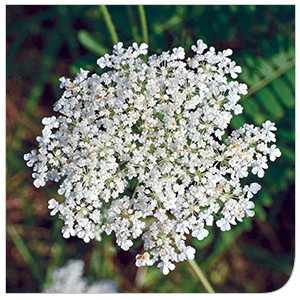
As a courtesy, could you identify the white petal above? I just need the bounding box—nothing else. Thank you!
[223,49,233,56]
[234,66,242,73]
[257,168,265,178]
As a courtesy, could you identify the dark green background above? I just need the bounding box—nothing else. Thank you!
[6,5,295,293]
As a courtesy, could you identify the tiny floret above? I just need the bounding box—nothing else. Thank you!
[24,40,280,275]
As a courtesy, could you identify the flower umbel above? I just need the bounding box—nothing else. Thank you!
[24,40,281,275]
[43,259,118,293]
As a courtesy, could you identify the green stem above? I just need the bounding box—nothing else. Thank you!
[187,259,215,293]
[138,5,148,44]
[7,225,44,287]
[100,5,119,45]
[132,180,139,199]
[126,5,140,42]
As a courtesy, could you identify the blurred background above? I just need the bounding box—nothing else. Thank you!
[6,5,295,293]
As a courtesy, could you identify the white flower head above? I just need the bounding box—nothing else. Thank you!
[24,40,280,275]
[43,259,118,293]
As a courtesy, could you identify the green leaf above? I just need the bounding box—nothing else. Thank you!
[238,63,261,86]
[284,68,295,89]
[256,57,275,78]
[280,145,295,163]
[271,52,288,68]
[270,77,295,109]
[230,114,247,129]
[255,88,285,120]
[240,52,295,107]
[7,226,44,287]
[77,30,109,56]
[277,128,295,143]
[241,97,270,126]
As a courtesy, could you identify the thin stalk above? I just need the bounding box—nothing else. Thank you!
[100,5,119,45]
[126,5,140,42]
[138,5,148,44]
[132,179,139,199]
[133,266,147,292]
[7,225,44,287]
[187,259,215,293]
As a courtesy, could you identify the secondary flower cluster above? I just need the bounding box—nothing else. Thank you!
[43,259,117,293]
[24,40,281,275]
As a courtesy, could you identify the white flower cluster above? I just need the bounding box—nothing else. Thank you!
[24,40,281,275]
[43,259,117,293]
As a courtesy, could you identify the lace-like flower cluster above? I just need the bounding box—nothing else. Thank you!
[24,40,281,275]
[43,259,118,293]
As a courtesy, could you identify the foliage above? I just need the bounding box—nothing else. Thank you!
[6,5,294,293]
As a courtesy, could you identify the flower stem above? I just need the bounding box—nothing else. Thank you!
[132,179,139,199]
[187,259,215,293]
[100,5,119,45]
[138,5,148,44]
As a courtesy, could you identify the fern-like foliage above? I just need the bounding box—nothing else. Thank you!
[229,48,295,221]
[234,48,295,124]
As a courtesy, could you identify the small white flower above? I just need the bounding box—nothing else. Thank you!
[172,46,185,59]
[138,42,149,55]
[154,208,168,223]
[185,246,196,260]
[113,41,123,52]
[216,218,231,231]
[48,198,59,216]
[252,161,268,178]
[32,172,46,188]
[75,68,89,82]
[191,227,209,241]
[222,48,233,58]
[191,39,207,54]
[58,76,66,86]
[24,150,38,167]
[235,165,248,179]
[157,261,175,275]
[120,239,133,251]
[262,120,277,142]
[238,83,248,95]
[234,104,243,115]
[226,61,242,79]
[245,201,255,217]
[263,120,277,131]
[268,145,281,161]
[62,224,75,239]
[177,246,196,261]
[97,54,111,69]
[135,252,153,267]
[42,116,59,129]
[245,183,261,198]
